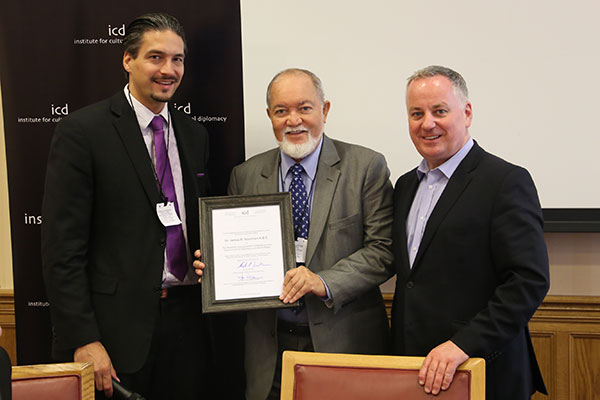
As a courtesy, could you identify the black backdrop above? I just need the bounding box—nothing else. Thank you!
[0,1,245,374]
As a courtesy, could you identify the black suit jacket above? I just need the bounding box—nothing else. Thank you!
[41,91,209,373]
[391,142,549,400]
[0,347,10,400]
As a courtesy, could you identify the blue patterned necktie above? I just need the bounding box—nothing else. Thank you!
[289,163,310,239]
[288,163,309,315]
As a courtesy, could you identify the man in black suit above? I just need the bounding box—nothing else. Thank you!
[0,327,10,400]
[391,65,549,399]
[42,13,212,399]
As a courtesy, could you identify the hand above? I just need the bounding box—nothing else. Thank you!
[193,249,205,283]
[418,340,469,395]
[280,266,326,303]
[74,341,118,397]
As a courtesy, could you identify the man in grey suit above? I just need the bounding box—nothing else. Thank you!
[195,68,393,399]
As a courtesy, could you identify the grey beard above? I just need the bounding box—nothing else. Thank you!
[279,132,321,160]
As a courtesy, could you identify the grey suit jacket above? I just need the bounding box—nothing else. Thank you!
[228,135,393,400]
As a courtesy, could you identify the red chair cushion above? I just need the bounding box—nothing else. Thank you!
[12,375,81,400]
[293,364,471,400]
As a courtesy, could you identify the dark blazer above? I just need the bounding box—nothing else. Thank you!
[0,347,10,400]
[229,136,394,400]
[41,91,209,373]
[391,142,549,400]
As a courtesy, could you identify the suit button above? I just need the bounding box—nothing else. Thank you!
[406,281,414,289]
[160,239,166,247]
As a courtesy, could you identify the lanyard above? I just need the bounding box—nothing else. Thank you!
[127,89,172,204]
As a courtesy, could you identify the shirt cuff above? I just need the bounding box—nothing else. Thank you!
[318,275,334,308]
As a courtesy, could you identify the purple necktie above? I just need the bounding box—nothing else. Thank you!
[150,115,188,281]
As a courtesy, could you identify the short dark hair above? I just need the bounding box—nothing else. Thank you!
[123,13,187,58]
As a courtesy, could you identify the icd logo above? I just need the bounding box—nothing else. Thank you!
[173,102,191,114]
[51,104,69,116]
[108,24,125,36]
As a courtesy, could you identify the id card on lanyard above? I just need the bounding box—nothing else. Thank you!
[156,202,182,227]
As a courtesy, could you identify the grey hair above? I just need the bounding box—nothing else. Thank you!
[266,68,325,107]
[407,65,469,101]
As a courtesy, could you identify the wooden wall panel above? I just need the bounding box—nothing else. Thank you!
[569,334,600,400]
[531,332,556,400]
[0,289,16,365]
[529,296,600,400]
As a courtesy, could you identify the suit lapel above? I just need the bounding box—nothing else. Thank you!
[258,150,280,194]
[111,92,161,207]
[305,136,340,267]
[396,171,420,277]
[411,143,483,271]
[171,108,193,183]
[170,107,198,221]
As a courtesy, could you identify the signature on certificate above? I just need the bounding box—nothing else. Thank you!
[237,261,270,269]
[238,274,260,281]
[236,260,272,282]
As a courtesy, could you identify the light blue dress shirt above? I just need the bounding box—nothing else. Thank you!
[278,137,322,213]
[406,137,474,268]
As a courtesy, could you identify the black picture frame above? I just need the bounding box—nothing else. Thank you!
[199,193,298,313]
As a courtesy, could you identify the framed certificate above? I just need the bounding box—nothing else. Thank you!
[199,193,298,313]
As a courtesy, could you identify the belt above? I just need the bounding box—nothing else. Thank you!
[160,284,200,299]
[277,319,311,336]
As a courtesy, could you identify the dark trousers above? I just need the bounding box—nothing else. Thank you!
[96,285,213,400]
[267,322,314,400]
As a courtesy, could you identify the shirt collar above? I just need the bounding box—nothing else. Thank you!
[123,85,169,130]
[280,134,324,180]
[416,137,474,180]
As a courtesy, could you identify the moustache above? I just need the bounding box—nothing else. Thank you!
[283,125,308,134]
[152,75,179,83]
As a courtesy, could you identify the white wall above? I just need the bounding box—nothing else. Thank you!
[239,0,600,295]
[240,0,600,209]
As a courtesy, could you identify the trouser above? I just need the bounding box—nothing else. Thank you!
[96,285,213,400]
[267,319,314,400]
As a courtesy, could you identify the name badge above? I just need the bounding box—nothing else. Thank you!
[156,202,182,227]
[295,238,308,264]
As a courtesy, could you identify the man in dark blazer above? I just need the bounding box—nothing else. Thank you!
[391,65,549,399]
[41,13,212,399]
[195,68,393,400]
[0,327,10,400]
